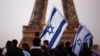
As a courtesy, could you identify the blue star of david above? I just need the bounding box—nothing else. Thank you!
[47,24,54,35]
[77,38,82,46]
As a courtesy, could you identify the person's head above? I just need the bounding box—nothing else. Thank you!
[65,41,71,47]
[33,38,41,46]
[92,44,99,51]
[6,40,12,48]
[83,42,88,50]
[22,43,30,52]
[43,40,49,46]
[12,39,18,47]
[56,41,64,48]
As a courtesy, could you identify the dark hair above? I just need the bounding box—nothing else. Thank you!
[6,40,12,48]
[83,42,88,48]
[43,40,49,45]
[22,43,30,52]
[12,39,18,47]
[33,38,41,46]
[57,42,64,48]
[0,48,3,56]
[65,41,71,47]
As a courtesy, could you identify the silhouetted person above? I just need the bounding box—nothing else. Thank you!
[92,44,100,56]
[0,48,2,56]
[79,42,93,56]
[5,39,24,56]
[64,41,76,56]
[89,35,93,49]
[42,40,53,56]
[54,41,65,56]
[22,43,30,56]
[2,40,12,56]
[30,32,42,56]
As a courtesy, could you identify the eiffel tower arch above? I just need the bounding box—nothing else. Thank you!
[19,0,79,47]
[61,0,79,42]
[19,0,48,47]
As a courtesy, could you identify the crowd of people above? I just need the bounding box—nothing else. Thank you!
[0,39,100,56]
[0,32,100,56]
[0,39,75,56]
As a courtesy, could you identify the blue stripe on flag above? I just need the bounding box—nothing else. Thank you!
[79,33,91,54]
[77,25,83,36]
[84,33,91,40]
[40,6,67,48]
[40,7,56,39]
[49,19,66,48]
[72,25,83,52]
[72,24,92,56]
[40,27,47,39]
[50,7,56,22]
[84,32,91,47]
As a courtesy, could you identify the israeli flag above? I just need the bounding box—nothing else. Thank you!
[40,7,68,48]
[72,24,92,56]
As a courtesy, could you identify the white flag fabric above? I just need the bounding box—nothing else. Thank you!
[40,7,68,48]
[72,24,92,56]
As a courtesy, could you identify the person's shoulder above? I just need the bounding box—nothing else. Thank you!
[12,47,23,52]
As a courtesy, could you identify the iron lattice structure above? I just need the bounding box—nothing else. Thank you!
[19,0,79,47]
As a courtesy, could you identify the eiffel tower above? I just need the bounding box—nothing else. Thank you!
[19,0,79,47]
[62,0,79,42]
[19,0,48,47]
